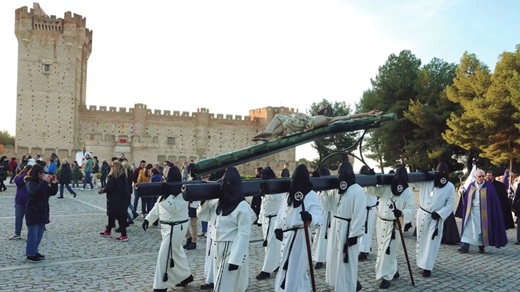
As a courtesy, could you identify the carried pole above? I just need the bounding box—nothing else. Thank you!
[394,210,415,286]
[297,192,316,292]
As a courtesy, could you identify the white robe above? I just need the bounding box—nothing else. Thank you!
[460,184,484,246]
[368,186,416,281]
[313,189,333,263]
[144,194,191,290]
[260,192,284,273]
[197,199,218,285]
[324,184,367,292]
[359,192,378,254]
[413,181,455,271]
[274,190,323,292]
[212,201,252,292]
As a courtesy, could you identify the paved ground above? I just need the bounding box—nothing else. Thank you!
[0,184,519,291]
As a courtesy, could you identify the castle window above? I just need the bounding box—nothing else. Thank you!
[43,64,51,72]
[167,137,175,145]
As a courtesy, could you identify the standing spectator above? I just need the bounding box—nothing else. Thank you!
[9,157,18,184]
[47,158,57,175]
[367,166,416,289]
[0,156,9,192]
[459,169,508,253]
[184,198,200,250]
[212,167,252,292]
[92,156,100,188]
[132,160,146,212]
[280,164,290,178]
[274,164,323,292]
[15,155,29,174]
[8,163,34,240]
[98,161,131,241]
[181,161,189,181]
[71,161,81,189]
[57,159,77,199]
[413,162,455,277]
[82,154,94,190]
[25,164,58,261]
[485,170,515,230]
[122,161,139,225]
[143,166,194,291]
[251,167,263,225]
[100,159,110,189]
[50,153,60,169]
[137,163,154,217]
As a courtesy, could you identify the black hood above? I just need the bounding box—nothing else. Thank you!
[338,161,356,193]
[161,166,181,196]
[261,167,276,180]
[391,166,409,196]
[216,167,245,216]
[288,164,313,208]
[434,162,449,188]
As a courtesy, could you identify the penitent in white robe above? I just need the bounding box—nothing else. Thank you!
[324,184,367,292]
[145,193,191,290]
[260,192,285,273]
[359,192,378,254]
[367,186,416,281]
[313,189,334,263]
[274,190,323,292]
[413,181,455,271]
[197,199,218,285]
[212,201,252,292]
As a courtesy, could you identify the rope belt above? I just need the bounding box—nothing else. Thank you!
[364,202,378,234]
[263,214,277,247]
[160,219,189,282]
[378,216,397,255]
[280,227,303,289]
[333,215,352,263]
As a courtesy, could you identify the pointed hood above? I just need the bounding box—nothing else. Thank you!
[288,164,313,207]
[216,167,245,216]
[338,161,356,193]
[391,166,409,196]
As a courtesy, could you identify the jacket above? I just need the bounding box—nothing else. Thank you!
[25,179,58,225]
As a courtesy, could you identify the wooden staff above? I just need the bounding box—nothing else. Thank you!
[394,205,415,287]
[297,192,316,292]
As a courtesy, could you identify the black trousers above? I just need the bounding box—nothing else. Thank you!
[251,195,262,218]
[107,214,127,236]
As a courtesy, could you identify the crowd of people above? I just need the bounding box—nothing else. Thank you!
[4,152,520,291]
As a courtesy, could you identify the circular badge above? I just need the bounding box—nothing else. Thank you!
[340,181,348,191]
[397,185,403,193]
[294,191,304,201]
[440,177,447,185]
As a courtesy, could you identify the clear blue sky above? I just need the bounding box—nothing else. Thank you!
[1,0,519,162]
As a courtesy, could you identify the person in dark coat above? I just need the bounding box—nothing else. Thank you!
[100,160,110,188]
[58,159,77,199]
[485,171,515,230]
[98,160,131,241]
[512,186,520,245]
[0,156,9,192]
[24,164,58,261]
[251,167,263,225]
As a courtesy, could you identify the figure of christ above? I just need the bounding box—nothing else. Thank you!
[252,109,383,141]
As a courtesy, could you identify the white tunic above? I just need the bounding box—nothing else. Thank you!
[413,181,455,271]
[368,186,416,281]
[313,189,334,263]
[274,190,323,292]
[144,194,191,290]
[461,183,484,246]
[197,199,218,285]
[324,184,367,292]
[359,192,378,254]
[260,192,285,273]
[212,201,252,292]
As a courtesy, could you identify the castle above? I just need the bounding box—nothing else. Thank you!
[9,3,301,175]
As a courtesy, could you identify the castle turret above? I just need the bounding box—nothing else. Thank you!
[14,3,92,152]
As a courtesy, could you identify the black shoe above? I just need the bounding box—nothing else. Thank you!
[458,247,469,253]
[175,275,194,287]
[27,256,42,262]
[36,253,45,259]
[379,280,391,289]
[153,220,159,226]
[256,271,270,280]
[514,241,520,245]
[57,196,64,199]
[422,269,431,277]
[358,252,368,261]
[132,211,139,219]
[478,246,485,253]
[183,237,192,249]
[153,289,167,292]
[73,193,77,198]
[185,242,196,250]
[200,283,214,290]
[393,271,400,279]
[315,262,323,269]
[356,280,362,291]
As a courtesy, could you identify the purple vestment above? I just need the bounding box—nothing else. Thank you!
[461,181,508,248]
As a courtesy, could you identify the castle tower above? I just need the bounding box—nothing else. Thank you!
[14,3,92,153]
